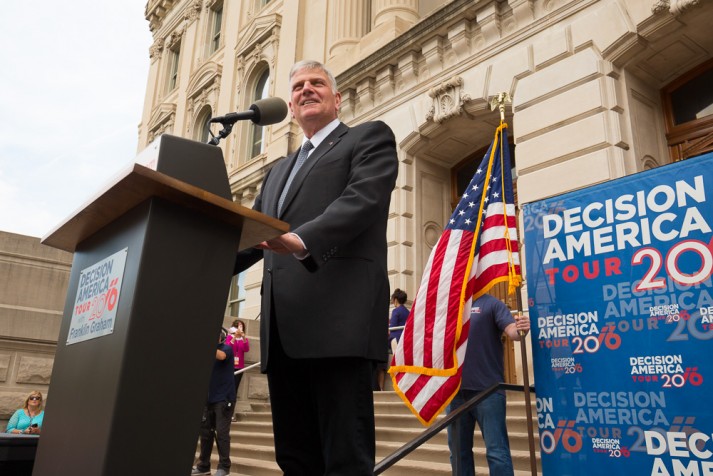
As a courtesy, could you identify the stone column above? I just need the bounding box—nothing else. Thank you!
[372,0,419,28]
[327,0,368,60]
[360,0,420,58]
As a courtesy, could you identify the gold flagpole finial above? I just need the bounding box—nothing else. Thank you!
[489,92,512,123]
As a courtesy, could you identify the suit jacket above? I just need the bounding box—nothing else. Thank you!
[234,121,399,371]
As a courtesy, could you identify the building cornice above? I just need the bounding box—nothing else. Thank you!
[337,0,478,87]
[146,0,181,32]
[336,0,600,126]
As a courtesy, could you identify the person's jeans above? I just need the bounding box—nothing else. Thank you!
[447,390,514,476]
[196,400,235,472]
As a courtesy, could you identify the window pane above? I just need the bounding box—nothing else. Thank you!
[211,8,222,53]
[228,272,245,318]
[168,49,180,91]
[250,70,270,157]
[200,111,212,143]
[670,67,713,125]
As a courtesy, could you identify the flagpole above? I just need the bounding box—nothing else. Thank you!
[515,289,538,476]
[489,90,537,474]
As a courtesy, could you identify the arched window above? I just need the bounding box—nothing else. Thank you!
[194,105,213,143]
[250,69,270,158]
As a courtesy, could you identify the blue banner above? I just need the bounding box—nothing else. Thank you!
[523,152,713,475]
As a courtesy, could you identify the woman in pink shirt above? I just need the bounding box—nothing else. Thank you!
[225,319,250,398]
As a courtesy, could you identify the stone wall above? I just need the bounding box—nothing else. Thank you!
[0,231,72,429]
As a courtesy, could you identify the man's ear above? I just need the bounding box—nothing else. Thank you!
[334,91,342,113]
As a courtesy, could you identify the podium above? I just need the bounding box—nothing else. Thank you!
[33,135,286,476]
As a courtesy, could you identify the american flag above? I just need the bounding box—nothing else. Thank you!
[389,123,521,425]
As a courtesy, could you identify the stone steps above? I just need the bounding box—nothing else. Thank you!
[373,412,536,433]
[199,390,542,475]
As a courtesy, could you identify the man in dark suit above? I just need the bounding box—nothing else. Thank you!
[234,60,398,475]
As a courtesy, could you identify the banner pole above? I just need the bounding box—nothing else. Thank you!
[516,288,538,476]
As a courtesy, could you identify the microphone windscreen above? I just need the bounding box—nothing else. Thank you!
[251,97,288,126]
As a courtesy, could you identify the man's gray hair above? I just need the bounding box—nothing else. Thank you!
[289,60,338,94]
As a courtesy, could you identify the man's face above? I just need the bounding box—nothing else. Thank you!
[289,67,341,135]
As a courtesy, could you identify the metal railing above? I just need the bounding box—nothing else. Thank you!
[234,361,260,376]
[373,383,536,475]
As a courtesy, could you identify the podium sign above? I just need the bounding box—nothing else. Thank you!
[66,247,127,345]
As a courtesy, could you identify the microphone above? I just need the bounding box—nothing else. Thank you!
[210,97,288,126]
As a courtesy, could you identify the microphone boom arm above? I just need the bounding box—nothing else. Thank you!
[207,122,234,146]
[206,97,288,146]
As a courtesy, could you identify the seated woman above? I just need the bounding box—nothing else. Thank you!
[6,390,45,434]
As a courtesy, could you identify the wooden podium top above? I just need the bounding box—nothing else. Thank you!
[42,163,288,253]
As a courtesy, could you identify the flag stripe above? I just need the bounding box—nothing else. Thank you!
[430,230,464,367]
[441,231,474,369]
[422,233,449,368]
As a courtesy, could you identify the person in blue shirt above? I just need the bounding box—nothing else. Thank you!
[446,293,530,476]
[374,288,409,390]
[375,289,410,391]
[389,288,409,346]
[6,390,45,435]
[192,329,236,476]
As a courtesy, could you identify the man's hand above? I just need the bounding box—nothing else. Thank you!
[515,314,530,336]
[256,233,307,256]
[505,313,531,341]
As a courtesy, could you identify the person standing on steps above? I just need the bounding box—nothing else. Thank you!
[389,288,409,347]
[233,59,398,475]
[226,319,249,422]
[226,319,250,397]
[192,329,236,476]
[446,293,530,476]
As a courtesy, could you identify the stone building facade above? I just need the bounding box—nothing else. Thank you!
[0,231,72,428]
[137,0,713,398]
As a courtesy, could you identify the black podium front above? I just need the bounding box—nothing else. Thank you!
[34,136,286,476]
[0,434,38,476]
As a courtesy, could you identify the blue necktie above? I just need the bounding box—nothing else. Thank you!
[277,140,314,214]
